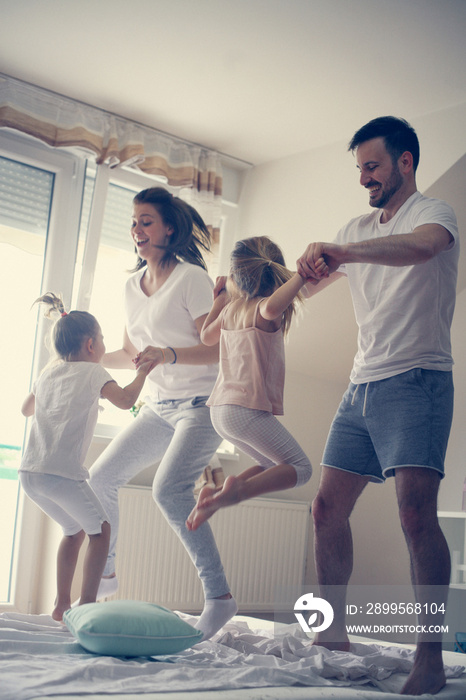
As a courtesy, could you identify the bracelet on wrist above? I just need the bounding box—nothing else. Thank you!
[166,346,177,364]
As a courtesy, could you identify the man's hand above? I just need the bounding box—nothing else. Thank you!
[297,243,342,278]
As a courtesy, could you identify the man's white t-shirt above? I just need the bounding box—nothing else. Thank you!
[124,261,218,401]
[20,362,114,480]
[334,192,459,383]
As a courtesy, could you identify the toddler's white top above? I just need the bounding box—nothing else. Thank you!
[20,361,113,479]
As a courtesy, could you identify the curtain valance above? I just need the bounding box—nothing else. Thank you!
[0,75,222,231]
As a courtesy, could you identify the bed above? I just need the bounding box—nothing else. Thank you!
[1,609,465,700]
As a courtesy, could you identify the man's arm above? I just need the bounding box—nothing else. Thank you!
[298,224,453,278]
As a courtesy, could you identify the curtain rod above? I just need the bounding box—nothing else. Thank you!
[0,73,253,170]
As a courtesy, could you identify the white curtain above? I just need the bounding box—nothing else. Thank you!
[0,74,222,236]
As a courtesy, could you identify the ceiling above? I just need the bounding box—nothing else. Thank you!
[1,0,466,166]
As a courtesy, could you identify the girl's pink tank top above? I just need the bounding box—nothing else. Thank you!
[207,299,285,415]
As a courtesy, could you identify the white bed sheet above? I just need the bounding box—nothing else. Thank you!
[0,611,464,700]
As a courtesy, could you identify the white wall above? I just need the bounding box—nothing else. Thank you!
[442,286,466,511]
[235,102,466,587]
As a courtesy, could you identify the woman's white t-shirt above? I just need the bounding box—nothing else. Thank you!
[125,261,218,401]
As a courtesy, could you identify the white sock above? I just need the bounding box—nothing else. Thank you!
[71,575,118,608]
[194,597,238,641]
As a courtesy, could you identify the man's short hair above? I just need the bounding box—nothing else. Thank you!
[348,116,420,172]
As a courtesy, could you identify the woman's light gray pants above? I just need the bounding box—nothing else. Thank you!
[89,396,229,598]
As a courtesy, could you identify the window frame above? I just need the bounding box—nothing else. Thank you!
[0,130,86,613]
[0,131,241,613]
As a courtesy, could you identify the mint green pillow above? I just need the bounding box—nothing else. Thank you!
[63,600,203,656]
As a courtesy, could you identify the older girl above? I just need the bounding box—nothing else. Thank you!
[187,236,313,531]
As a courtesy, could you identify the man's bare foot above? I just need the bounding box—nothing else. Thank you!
[401,655,446,695]
[312,631,351,652]
[312,639,351,652]
[186,476,241,531]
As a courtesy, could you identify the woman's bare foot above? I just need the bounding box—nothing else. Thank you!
[187,476,242,531]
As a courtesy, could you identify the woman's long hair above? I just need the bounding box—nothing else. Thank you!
[132,187,211,271]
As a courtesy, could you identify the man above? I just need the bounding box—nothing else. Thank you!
[298,116,459,696]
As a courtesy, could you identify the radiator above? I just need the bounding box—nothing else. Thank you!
[113,485,310,613]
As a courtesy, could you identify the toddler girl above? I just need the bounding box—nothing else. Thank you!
[20,293,153,621]
[187,236,316,531]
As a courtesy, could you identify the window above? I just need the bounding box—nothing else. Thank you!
[0,130,85,610]
[0,154,54,601]
[0,130,239,611]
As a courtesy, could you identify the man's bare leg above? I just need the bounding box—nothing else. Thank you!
[312,466,370,650]
[396,468,450,696]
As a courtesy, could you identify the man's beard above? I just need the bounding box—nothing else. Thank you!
[369,164,403,209]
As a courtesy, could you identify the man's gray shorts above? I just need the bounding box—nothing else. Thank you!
[322,368,454,483]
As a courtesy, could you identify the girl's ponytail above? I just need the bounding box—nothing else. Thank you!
[230,237,302,335]
[34,293,98,361]
[34,292,67,318]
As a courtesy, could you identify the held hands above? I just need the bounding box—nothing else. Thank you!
[133,346,175,370]
[297,242,342,280]
[135,360,157,376]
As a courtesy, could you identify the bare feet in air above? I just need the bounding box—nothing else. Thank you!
[187,475,242,531]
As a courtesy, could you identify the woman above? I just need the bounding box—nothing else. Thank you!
[89,187,237,640]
